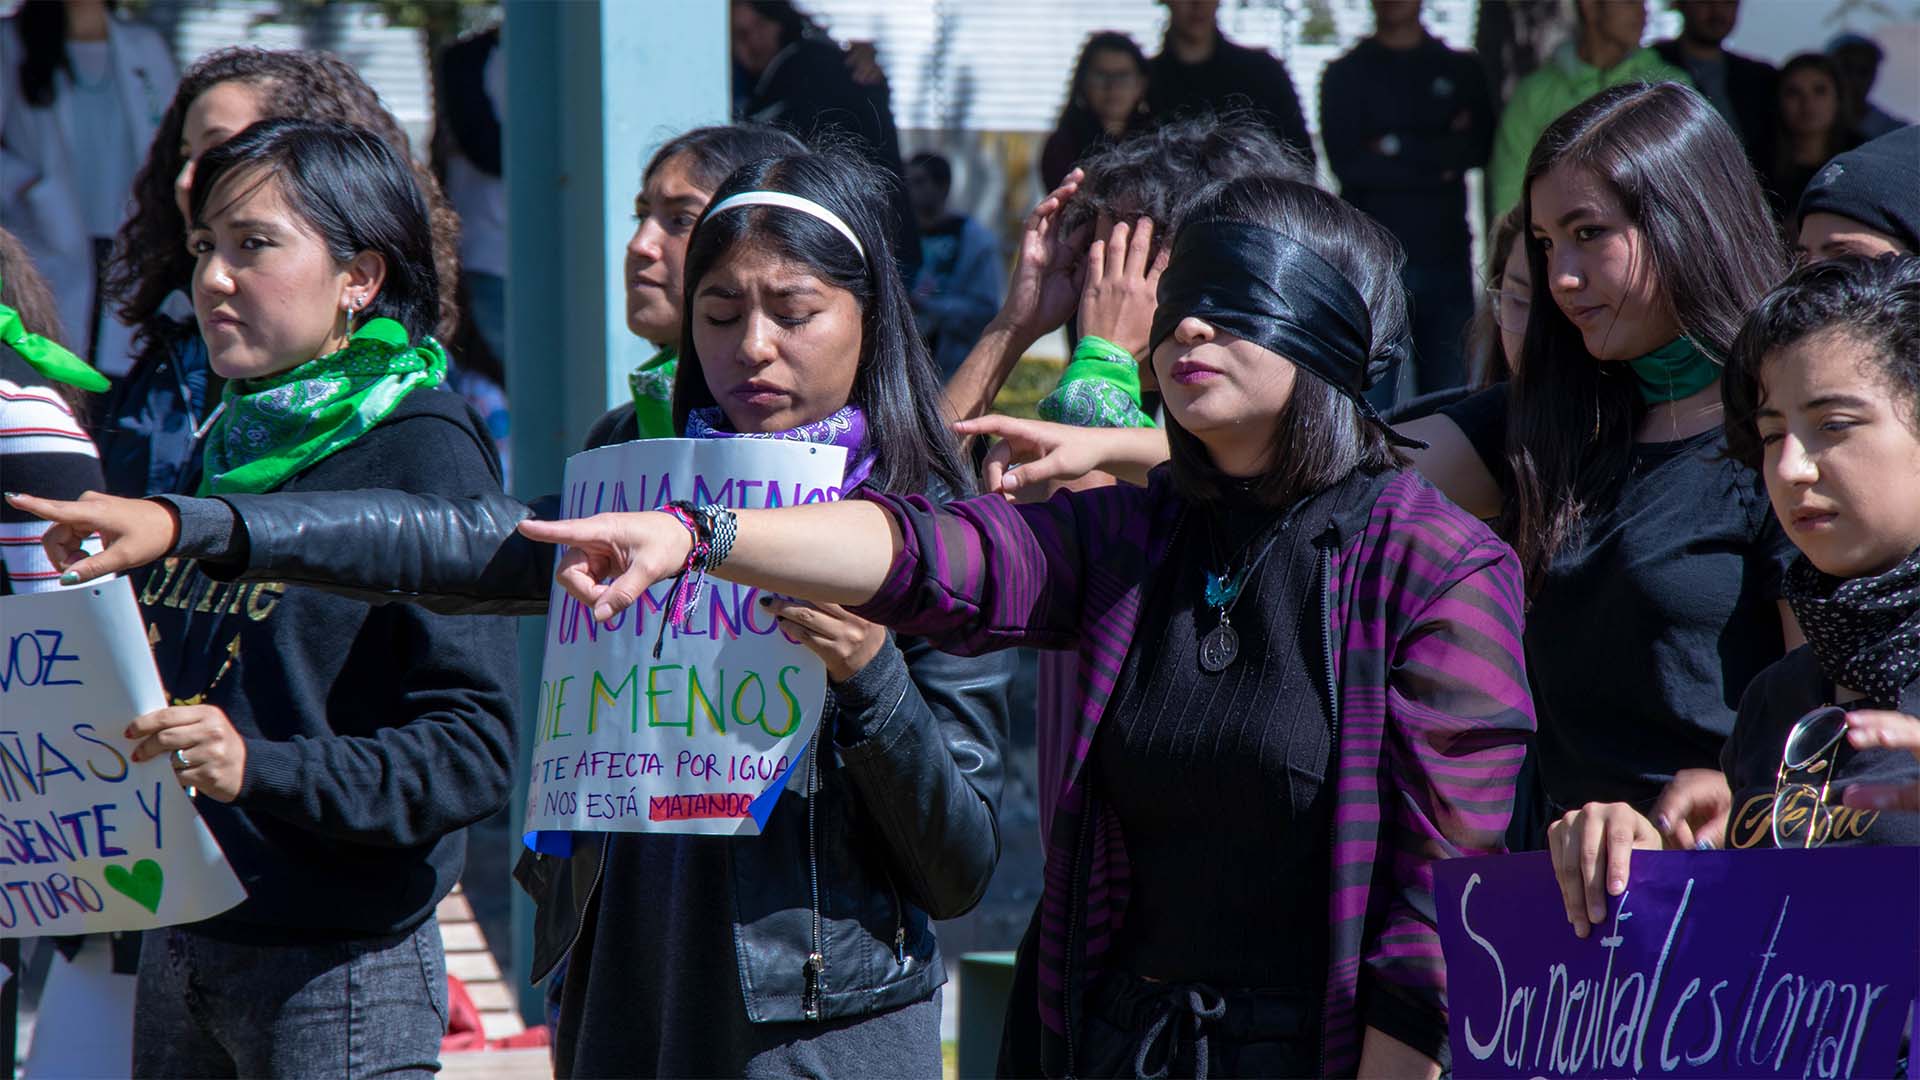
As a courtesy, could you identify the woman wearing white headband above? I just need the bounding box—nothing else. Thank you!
[20,147,1012,1076]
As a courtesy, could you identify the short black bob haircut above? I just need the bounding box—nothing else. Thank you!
[1159,175,1409,507]
[189,118,440,345]
[672,146,972,499]
[1723,253,1920,470]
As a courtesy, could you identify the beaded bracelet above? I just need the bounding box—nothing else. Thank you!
[654,504,711,659]
[696,504,739,569]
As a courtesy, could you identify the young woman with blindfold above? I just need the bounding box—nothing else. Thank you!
[513,175,1534,1077]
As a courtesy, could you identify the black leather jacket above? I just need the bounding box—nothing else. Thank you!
[174,481,1013,1023]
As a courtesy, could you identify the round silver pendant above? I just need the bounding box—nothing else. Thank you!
[1199,621,1239,673]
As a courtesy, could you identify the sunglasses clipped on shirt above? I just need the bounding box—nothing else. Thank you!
[1771,704,1850,849]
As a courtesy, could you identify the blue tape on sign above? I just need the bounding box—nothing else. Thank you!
[526,829,575,857]
[748,750,807,832]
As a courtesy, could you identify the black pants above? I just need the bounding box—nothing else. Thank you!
[1077,970,1319,1079]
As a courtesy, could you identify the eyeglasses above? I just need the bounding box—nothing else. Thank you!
[1771,704,1848,849]
[1485,284,1531,335]
[1084,69,1143,89]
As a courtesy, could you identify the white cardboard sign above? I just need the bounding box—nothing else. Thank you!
[523,438,848,843]
[0,577,246,935]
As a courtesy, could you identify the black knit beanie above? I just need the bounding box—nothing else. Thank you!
[1796,125,1920,252]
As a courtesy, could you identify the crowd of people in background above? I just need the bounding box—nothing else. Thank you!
[2,0,1917,1077]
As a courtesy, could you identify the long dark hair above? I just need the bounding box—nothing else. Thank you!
[110,48,461,346]
[1162,176,1408,507]
[1724,254,1920,470]
[190,120,441,345]
[673,149,971,498]
[1503,81,1786,591]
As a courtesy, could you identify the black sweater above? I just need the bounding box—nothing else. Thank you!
[144,388,517,941]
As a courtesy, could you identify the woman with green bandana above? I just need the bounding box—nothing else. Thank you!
[105,118,516,1077]
[1395,82,1801,844]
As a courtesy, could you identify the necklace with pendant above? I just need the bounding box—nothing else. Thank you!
[1198,504,1296,673]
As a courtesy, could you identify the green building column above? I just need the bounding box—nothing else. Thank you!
[501,0,729,1023]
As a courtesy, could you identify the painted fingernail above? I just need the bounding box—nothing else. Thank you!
[759,596,772,607]
[1653,814,1671,833]
[59,570,81,585]
[3,492,17,500]
[1695,838,1716,851]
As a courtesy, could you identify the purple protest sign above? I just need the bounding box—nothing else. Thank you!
[1436,848,1919,1079]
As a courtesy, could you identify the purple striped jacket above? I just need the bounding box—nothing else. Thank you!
[853,467,1534,1076]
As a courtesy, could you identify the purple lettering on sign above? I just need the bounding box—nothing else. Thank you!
[1436,849,1918,1079]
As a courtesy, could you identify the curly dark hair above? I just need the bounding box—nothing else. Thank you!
[109,47,461,348]
[1058,113,1313,246]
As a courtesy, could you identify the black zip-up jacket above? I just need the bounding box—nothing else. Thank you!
[147,389,518,940]
[158,402,1012,1021]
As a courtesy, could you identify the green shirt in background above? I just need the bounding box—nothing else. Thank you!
[1487,44,1692,215]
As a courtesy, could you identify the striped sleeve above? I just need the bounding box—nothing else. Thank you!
[1,374,106,594]
[1369,485,1536,1061]
[851,487,1103,655]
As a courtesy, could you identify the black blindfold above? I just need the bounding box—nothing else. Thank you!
[1149,218,1425,449]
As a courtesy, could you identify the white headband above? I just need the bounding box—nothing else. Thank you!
[706,191,867,262]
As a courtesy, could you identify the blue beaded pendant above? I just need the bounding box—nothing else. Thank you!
[1204,567,1249,609]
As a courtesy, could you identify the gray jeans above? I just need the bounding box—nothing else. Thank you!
[133,918,448,1078]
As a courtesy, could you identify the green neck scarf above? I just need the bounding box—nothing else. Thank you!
[0,271,110,392]
[199,317,446,495]
[628,345,678,440]
[1629,336,1720,404]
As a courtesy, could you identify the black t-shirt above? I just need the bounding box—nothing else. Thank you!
[1720,647,1920,849]
[1438,386,1797,809]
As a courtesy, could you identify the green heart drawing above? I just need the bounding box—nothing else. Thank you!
[103,859,164,914]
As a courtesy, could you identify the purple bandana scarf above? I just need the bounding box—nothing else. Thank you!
[685,404,877,491]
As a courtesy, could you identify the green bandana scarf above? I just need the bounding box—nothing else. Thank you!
[0,271,110,392]
[1629,336,1720,404]
[629,345,678,440]
[1036,335,1156,429]
[199,317,447,495]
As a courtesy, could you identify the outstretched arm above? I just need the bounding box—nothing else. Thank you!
[523,482,1101,656]
[8,488,556,615]
[518,500,905,624]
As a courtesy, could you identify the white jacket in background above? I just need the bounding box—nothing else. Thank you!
[1,13,177,375]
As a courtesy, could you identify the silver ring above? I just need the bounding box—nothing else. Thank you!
[172,748,191,770]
